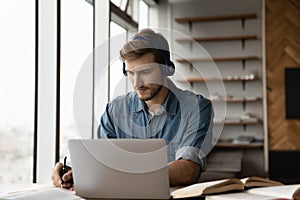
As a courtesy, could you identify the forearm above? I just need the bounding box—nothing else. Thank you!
[168,159,201,186]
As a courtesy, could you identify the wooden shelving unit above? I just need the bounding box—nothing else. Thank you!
[172,2,265,177]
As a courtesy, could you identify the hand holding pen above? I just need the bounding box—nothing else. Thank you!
[51,156,73,189]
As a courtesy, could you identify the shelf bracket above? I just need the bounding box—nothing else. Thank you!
[241,18,245,29]
[190,81,194,88]
[243,124,247,131]
[241,39,246,50]
[242,59,246,70]
[188,22,193,32]
[189,63,193,71]
[242,80,246,90]
[189,41,193,52]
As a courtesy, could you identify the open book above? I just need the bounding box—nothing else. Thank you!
[206,184,300,200]
[171,176,284,199]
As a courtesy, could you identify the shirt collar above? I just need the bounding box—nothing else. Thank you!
[133,95,147,113]
[133,79,179,115]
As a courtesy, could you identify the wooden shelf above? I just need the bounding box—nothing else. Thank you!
[176,56,259,63]
[215,142,263,149]
[214,120,262,125]
[176,35,258,43]
[178,76,258,83]
[211,97,262,103]
[175,13,257,23]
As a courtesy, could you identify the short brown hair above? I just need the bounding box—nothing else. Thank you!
[120,28,171,66]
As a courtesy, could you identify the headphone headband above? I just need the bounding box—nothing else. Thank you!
[133,35,149,41]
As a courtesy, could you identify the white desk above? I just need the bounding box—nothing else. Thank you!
[2,183,299,200]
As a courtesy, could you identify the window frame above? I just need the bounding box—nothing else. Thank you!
[35,0,58,183]
[35,0,153,183]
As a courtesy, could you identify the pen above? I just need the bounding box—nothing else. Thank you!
[60,156,67,185]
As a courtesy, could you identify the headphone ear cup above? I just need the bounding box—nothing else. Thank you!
[123,63,128,76]
[165,61,175,76]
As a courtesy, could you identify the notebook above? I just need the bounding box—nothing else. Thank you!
[68,139,170,199]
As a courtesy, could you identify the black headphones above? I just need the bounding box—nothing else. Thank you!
[122,35,175,76]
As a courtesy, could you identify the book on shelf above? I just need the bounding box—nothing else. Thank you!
[224,117,240,123]
[240,113,258,121]
[241,117,259,123]
[206,184,300,200]
[232,135,255,144]
[230,96,244,101]
[205,151,243,173]
[216,137,263,147]
[171,176,284,199]
[245,96,260,101]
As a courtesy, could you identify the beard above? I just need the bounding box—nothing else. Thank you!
[135,84,163,101]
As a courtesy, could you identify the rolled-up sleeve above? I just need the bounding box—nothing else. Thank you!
[175,97,214,171]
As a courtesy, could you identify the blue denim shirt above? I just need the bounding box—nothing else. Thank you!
[98,79,213,170]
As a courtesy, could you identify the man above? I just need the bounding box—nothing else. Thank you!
[52,28,213,188]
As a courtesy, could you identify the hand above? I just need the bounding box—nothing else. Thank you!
[168,159,200,186]
[51,162,74,190]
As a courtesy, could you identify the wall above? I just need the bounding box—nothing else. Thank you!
[266,0,300,184]
[266,0,300,150]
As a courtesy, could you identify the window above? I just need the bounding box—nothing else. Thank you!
[108,0,150,99]
[111,0,128,11]
[0,0,152,184]
[109,21,128,100]
[0,0,35,183]
[60,0,93,161]
[139,0,149,28]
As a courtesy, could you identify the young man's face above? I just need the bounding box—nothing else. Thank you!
[124,53,165,101]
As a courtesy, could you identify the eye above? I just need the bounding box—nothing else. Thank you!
[140,70,151,75]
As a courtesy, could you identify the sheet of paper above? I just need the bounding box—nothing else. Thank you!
[0,183,52,198]
[247,184,300,199]
[0,184,85,200]
[206,192,276,200]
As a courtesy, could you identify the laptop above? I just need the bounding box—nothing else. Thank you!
[69,139,170,199]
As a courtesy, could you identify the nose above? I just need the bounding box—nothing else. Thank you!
[132,73,143,88]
